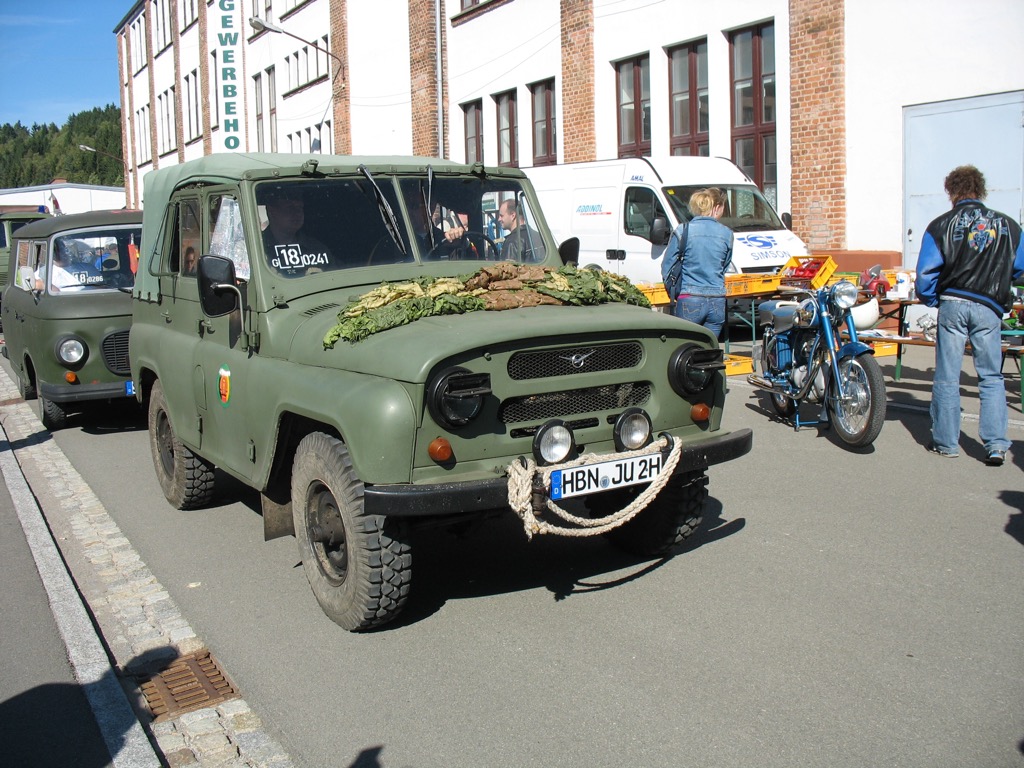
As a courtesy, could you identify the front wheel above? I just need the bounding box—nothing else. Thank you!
[829,353,886,447]
[597,471,708,557]
[40,396,68,430]
[291,433,412,631]
[148,379,216,509]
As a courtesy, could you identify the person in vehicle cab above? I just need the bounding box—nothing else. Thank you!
[497,199,545,262]
[410,196,467,258]
[182,246,197,276]
[260,186,333,276]
[34,243,84,292]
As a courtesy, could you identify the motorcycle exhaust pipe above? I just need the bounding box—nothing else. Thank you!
[746,374,787,393]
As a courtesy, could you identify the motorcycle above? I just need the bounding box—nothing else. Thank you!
[748,279,886,448]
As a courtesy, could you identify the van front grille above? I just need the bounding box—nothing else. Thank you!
[499,382,650,424]
[102,330,131,375]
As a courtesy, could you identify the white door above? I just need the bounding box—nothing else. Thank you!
[903,91,1023,270]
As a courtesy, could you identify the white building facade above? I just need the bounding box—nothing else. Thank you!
[114,0,1024,269]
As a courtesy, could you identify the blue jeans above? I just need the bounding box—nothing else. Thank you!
[674,296,726,339]
[930,299,1009,454]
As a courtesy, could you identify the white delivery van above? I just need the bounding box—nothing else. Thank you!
[525,156,808,286]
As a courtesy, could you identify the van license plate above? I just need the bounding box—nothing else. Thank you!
[550,453,663,500]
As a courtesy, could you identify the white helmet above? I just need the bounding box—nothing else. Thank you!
[849,297,880,331]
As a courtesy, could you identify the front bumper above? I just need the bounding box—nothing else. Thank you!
[364,427,753,518]
[38,379,134,404]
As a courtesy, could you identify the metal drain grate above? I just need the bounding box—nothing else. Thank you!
[138,649,239,722]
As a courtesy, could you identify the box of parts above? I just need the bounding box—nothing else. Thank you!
[723,354,754,376]
[637,283,671,306]
[778,256,837,290]
[725,273,782,296]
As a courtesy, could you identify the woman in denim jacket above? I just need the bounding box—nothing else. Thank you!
[660,188,733,338]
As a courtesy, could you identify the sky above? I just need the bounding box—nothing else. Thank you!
[0,0,127,128]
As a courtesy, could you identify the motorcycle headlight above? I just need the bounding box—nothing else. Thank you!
[831,280,859,310]
[427,366,491,429]
[56,337,86,366]
[668,343,725,396]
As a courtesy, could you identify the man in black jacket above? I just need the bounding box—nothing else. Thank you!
[916,165,1024,465]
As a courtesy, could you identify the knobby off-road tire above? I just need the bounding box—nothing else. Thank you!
[830,353,886,448]
[594,470,708,557]
[291,432,412,631]
[148,379,215,509]
[40,396,68,430]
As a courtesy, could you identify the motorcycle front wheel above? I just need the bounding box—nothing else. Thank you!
[829,353,886,447]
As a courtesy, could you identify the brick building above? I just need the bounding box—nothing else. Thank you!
[114,0,1023,268]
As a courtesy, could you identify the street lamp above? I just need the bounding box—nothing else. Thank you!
[248,16,346,82]
[78,144,125,165]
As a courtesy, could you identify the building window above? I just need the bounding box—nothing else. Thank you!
[267,67,278,152]
[181,0,197,29]
[495,90,517,167]
[463,99,483,163]
[616,55,650,158]
[461,0,481,9]
[529,79,556,166]
[668,41,708,157]
[135,105,151,164]
[184,70,201,142]
[730,22,776,205]
[152,0,171,53]
[254,73,264,152]
[130,16,148,73]
[157,87,176,155]
[210,50,220,129]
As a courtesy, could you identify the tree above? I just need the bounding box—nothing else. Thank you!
[0,105,123,189]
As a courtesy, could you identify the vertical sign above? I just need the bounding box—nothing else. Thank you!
[216,0,242,150]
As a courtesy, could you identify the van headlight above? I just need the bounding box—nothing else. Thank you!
[427,367,491,428]
[533,420,575,465]
[668,344,724,395]
[56,337,86,366]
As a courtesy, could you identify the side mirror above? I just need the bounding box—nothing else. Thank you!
[781,212,793,230]
[558,237,580,266]
[197,255,241,317]
[650,217,670,246]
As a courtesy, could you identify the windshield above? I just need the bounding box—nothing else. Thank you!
[42,228,140,293]
[663,184,785,232]
[255,175,547,278]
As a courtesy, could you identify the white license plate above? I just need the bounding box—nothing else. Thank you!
[550,452,664,500]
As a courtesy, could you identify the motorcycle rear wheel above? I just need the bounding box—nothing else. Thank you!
[762,337,796,417]
[830,353,886,447]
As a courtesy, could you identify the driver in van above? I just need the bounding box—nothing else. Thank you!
[34,243,84,292]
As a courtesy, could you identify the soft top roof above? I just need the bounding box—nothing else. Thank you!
[137,152,530,294]
[13,209,142,240]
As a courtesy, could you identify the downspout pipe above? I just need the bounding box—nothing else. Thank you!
[435,0,444,158]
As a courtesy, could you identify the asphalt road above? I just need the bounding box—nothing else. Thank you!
[11,362,1024,768]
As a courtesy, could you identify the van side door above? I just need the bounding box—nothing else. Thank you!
[621,186,671,284]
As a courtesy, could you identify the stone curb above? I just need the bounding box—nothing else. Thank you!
[0,371,295,768]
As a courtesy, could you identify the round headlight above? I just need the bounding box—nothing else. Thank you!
[533,420,575,465]
[57,338,86,365]
[614,408,652,451]
[831,279,859,310]
[427,366,490,429]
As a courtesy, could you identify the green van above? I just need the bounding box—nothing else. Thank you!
[0,207,51,323]
[1,209,142,429]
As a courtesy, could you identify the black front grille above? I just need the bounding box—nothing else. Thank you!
[101,330,131,375]
[508,342,643,380]
[499,382,651,424]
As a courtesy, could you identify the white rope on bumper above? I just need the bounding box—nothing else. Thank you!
[506,435,682,539]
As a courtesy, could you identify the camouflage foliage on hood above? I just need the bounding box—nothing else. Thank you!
[324,263,652,346]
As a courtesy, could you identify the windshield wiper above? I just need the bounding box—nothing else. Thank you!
[420,165,436,249]
[358,164,407,256]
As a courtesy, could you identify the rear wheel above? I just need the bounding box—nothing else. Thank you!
[830,353,886,447]
[763,336,796,417]
[596,471,708,557]
[148,379,215,509]
[40,396,67,430]
[292,432,412,631]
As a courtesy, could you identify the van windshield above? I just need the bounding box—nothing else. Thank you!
[663,185,784,232]
[43,228,140,293]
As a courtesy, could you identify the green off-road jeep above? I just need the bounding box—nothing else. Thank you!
[131,154,751,630]
[2,210,141,429]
